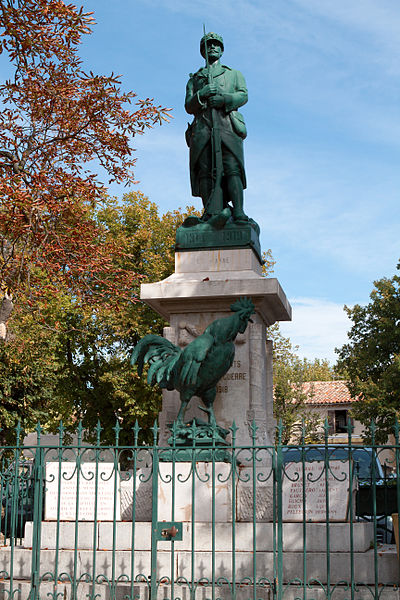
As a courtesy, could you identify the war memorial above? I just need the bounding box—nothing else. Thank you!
[0,31,398,600]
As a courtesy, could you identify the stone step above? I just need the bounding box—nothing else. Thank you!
[24,521,375,553]
[0,545,398,585]
[1,580,400,600]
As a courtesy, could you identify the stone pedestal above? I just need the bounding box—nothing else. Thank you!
[21,522,398,592]
[140,248,291,447]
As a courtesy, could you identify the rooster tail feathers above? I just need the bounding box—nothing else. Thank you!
[130,338,148,376]
[156,354,180,387]
[130,335,181,388]
[131,335,177,367]
[144,346,171,363]
[148,360,161,386]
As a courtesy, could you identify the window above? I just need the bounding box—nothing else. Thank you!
[328,409,352,434]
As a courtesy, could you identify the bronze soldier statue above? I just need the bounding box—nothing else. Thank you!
[185,32,248,223]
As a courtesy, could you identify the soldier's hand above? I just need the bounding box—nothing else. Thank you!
[208,94,225,108]
[199,84,217,100]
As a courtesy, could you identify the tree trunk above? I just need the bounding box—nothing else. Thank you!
[0,292,14,341]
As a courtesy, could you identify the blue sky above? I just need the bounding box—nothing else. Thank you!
[23,1,400,362]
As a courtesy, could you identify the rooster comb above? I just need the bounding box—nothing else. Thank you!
[230,297,255,319]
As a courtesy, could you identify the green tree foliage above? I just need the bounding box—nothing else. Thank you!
[0,193,198,444]
[0,322,62,445]
[271,327,336,444]
[0,0,170,340]
[336,262,400,442]
[0,1,171,443]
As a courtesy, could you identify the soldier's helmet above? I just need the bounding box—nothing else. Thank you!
[200,32,224,58]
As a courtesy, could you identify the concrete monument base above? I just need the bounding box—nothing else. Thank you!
[16,522,398,592]
[140,248,291,448]
[25,521,376,553]
[126,463,274,522]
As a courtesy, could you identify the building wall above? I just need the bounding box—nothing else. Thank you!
[307,404,365,437]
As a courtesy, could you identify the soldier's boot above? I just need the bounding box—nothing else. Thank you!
[227,175,248,222]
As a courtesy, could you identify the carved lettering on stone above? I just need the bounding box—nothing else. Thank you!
[45,462,120,521]
[282,461,355,521]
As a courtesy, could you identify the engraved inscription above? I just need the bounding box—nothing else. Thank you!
[223,372,247,381]
[283,461,352,522]
[45,462,120,521]
[183,232,206,244]
[183,230,246,245]
[222,230,244,242]
[222,360,247,381]
[217,384,228,393]
[194,255,230,266]
[216,360,247,394]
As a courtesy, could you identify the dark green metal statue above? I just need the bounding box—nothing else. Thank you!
[185,31,248,223]
[177,32,262,262]
[130,298,255,446]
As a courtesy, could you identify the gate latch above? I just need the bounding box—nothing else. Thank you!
[155,521,183,542]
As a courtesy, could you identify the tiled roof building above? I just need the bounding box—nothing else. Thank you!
[301,380,361,436]
[302,380,359,406]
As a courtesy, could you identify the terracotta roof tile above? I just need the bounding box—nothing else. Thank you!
[301,381,359,406]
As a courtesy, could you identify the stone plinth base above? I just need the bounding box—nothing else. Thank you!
[118,464,274,522]
[20,521,398,589]
[15,521,398,598]
[141,248,290,323]
[25,521,374,553]
[4,580,400,600]
[139,248,291,448]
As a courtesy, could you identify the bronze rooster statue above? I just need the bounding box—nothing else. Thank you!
[130,297,255,427]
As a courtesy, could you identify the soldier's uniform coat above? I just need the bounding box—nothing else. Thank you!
[185,63,248,197]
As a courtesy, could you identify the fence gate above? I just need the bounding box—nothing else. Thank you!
[145,425,279,600]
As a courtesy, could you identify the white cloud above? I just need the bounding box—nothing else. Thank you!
[279,297,353,363]
[140,0,400,149]
[291,0,400,56]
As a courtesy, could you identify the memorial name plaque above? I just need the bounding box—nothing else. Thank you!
[282,461,354,522]
[45,462,121,521]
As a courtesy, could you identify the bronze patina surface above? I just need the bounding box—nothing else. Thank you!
[178,31,261,260]
[130,297,255,450]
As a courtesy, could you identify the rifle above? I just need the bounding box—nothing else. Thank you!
[203,26,224,217]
